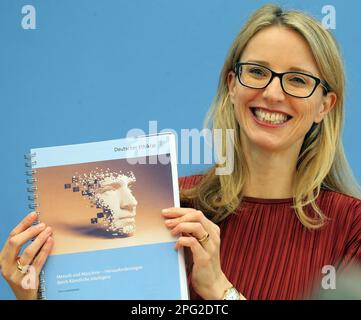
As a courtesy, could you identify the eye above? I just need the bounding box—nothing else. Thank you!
[289,76,306,84]
[247,67,268,78]
[98,186,113,193]
[285,73,311,87]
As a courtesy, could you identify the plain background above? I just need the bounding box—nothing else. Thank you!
[0,0,360,299]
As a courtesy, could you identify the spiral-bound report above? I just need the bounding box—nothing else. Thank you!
[26,133,188,299]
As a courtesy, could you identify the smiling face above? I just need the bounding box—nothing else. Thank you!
[228,26,336,152]
[95,174,138,235]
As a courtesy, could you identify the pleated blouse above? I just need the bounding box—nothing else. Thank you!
[179,175,361,300]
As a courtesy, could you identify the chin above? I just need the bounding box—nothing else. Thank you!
[113,219,136,236]
[255,141,285,152]
[242,129,287,152]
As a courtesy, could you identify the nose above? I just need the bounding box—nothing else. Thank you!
[120,190,138,211]
[262,77,285,103]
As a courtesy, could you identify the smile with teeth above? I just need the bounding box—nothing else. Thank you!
[251,107,292,124]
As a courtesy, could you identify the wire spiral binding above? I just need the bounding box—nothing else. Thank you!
[28,194,38,201]
[24,153,39,212]
[25,169,37,176]
[25,152,46,299]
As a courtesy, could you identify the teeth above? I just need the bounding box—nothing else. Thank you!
[253,108,289,124]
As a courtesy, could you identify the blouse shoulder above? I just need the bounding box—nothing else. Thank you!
[320,189,361,218]
[320,190,361,268]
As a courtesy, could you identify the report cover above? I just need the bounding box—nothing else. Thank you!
[27,133,188,299]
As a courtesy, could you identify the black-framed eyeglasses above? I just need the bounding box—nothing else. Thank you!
[233,62,331,98]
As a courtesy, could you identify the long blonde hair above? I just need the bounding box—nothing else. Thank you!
[181,4,361,229]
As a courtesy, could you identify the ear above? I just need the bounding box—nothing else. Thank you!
[314,91,337,123]
[227,71,237,104]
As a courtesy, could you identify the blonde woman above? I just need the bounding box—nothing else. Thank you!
[1,4,361,300]
[162,4,361,300]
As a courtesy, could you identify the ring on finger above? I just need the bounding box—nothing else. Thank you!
[198,232,210,246]
[16,256,27,274]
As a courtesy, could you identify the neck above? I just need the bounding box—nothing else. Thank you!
[241,137,303,199]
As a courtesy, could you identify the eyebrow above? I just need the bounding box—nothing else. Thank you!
[98,182,122,192]
[246,60,315,76]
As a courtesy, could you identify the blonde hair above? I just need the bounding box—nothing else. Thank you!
[181,4,361,229]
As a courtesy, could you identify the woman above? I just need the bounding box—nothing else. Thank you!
[1,4,361,300]
[162,4,361,300]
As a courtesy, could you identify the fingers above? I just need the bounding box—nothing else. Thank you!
[0,213,53,300]
[161,207,197,217]
[9,212,38,238]
[162,208,210,228]
[20,226,53,266]
[32,236,53,277]
[163,207,220,260]
[175,236,210,266]
[6,223,47,261]
[162,207,218,238]
[170,221,207,240]
[6,236,53,300]
[164,208,224,300]
[171,221,216,254]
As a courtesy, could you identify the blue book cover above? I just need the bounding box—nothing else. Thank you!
[28,133,188,299]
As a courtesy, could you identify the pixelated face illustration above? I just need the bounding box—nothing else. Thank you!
[95,174,138,235]
[67,169,138,237]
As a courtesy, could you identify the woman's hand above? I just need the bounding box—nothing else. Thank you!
[0,211,53,300]
[162,207,232,300]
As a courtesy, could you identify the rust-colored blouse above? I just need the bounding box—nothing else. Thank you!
[179,175,361,300]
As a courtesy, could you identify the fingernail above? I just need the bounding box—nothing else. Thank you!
[45,226,52,234]
[162,209,169,213]
[165,219,172,225]
[37,223,46,229]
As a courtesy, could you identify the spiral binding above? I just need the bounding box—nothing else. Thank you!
[25,169,37,176]
[24,153,39,211]
[25,152,46,300]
